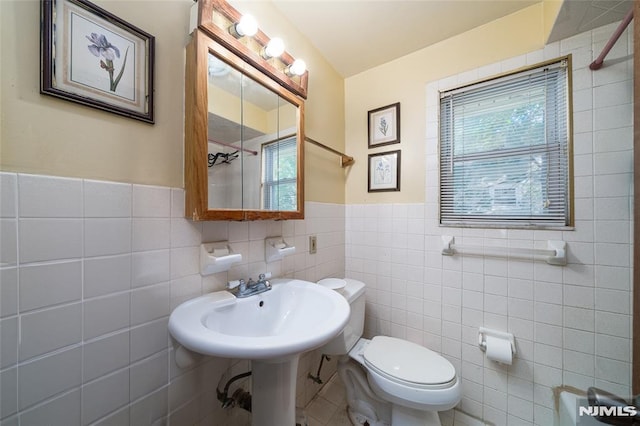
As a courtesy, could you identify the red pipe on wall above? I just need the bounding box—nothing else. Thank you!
[590,7,634,70]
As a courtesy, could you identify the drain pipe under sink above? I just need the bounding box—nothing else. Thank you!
[217,371,253,411]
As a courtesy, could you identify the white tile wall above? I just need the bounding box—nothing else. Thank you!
[346,21,633,426]
[0,172,345,425]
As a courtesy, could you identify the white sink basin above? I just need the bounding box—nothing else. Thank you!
[168,278,350,360]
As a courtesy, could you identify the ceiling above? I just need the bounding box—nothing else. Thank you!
[271,0,538,77]
[266,0,633,77]
[547,0,633,42]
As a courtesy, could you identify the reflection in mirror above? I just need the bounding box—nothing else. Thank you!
[206,52,298,211]
[270,99,297,211]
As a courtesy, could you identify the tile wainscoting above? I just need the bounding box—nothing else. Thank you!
[0,172,345,425]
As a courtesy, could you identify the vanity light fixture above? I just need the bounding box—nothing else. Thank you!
[229,14,258,38]
[262,37,285,59]
[195,0,309,99]
[285,59,307,77]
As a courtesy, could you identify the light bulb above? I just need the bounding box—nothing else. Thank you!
[232,14,257,37]
[263,37,285,58]
[287,59,306,76]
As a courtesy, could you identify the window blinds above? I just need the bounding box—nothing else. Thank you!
[262,137,297,210]
[439,59,571,227]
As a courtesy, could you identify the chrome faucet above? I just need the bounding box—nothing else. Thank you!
[227,273,272,298]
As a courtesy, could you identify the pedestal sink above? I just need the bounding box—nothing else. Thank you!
[168,278,351,426]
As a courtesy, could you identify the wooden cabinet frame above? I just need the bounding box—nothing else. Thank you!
[184,29,305,221]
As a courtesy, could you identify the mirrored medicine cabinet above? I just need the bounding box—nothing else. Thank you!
[184,0,307,221]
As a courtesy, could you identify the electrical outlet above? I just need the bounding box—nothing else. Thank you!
[309,235,317,254]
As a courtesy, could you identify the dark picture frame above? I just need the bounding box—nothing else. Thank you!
[41,0,155,123]
[368,102,400,148]
[368,150,401,192]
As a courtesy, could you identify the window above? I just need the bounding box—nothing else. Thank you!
[262,137,297,210]
[439,58,572,228]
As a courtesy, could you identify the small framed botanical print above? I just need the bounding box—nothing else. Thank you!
[368,102,400,148]
[368,150,401,192]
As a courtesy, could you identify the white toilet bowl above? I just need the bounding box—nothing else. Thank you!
[318,279,461,426]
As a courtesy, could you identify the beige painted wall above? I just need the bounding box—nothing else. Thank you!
[344,3,548,204]
[1,0,191,188]
[0,0,346,204]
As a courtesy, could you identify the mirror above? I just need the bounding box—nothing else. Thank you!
[207,53,298,211]
[184,29,305,221]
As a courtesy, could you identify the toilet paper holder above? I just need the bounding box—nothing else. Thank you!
[478,327,516,356]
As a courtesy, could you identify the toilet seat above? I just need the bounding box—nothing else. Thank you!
[350,336,461,412]
[363,336,456,388]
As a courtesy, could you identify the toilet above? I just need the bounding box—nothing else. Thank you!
[319,278,461,426]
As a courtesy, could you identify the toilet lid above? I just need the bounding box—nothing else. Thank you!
[363,336,456,385]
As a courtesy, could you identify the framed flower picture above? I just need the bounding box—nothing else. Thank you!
[368,150,401,192]
[368,102,400,148]
[41,0,155,123]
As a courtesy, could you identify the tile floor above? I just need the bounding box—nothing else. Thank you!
[304,374,352,426]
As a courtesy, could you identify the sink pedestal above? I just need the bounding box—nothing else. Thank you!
[251,356,299,426]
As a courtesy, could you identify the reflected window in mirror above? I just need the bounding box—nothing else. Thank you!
[262,136,297,211]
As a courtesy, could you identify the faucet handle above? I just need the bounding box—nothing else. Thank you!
[258,272,272,280]
[227,279,244,290]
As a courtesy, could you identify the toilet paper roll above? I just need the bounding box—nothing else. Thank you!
[274,243,287,249]
[485,335,513,365]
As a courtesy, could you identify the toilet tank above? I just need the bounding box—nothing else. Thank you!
[319,279,366,355]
